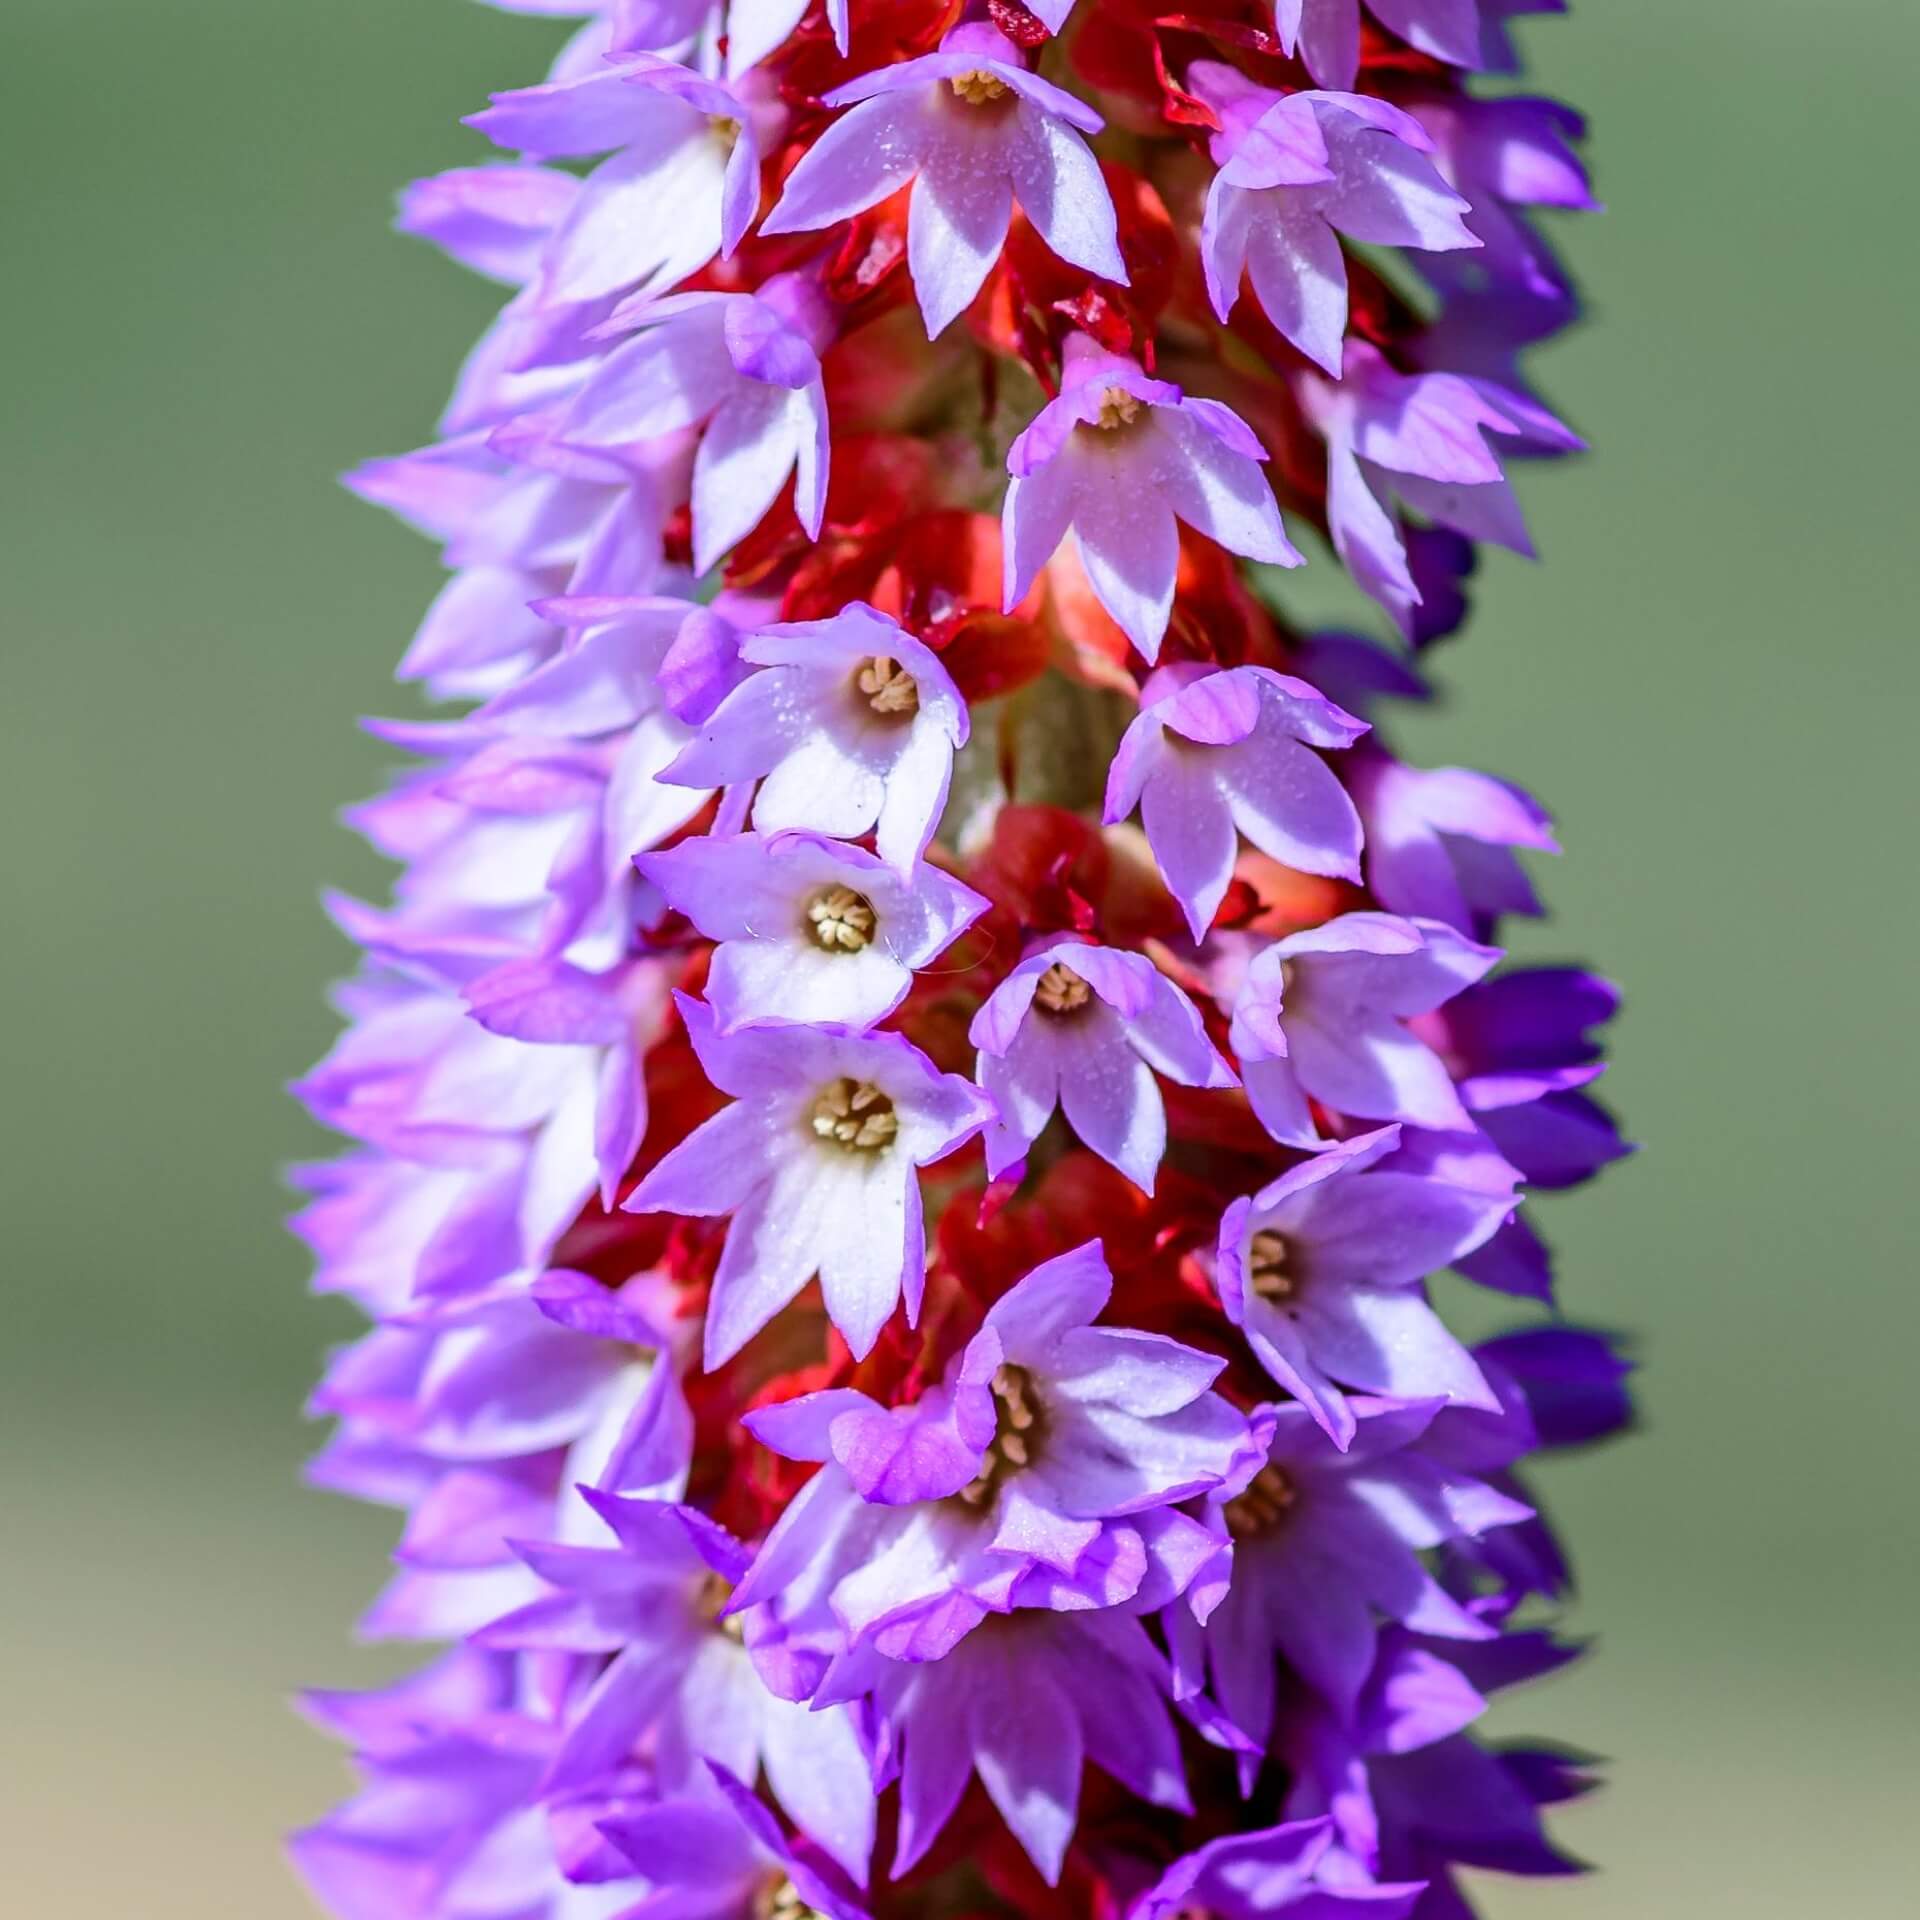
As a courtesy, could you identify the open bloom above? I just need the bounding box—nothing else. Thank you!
[1132,1816,1424,1920]
[623,996,993,1365]
[600,1771,870,1920]
[761,22,1125,337]
[733,1242,1245,1670]
[1216,1126,1510,1445]
[1226,911,1500,1145]
[1168,1401,1530,1738]
[1192,65,1477,374]
[468,53,767,306]
[1104,664,1367,940]
[865,1612,1191,1886]
[970,938,1237,1190]
[1301,341,1580,635]
[561,273,834,572]
[637,830,987,1031]
[1004,334,1303,661]
[480,1487,875,1880]
[660,602,969,874]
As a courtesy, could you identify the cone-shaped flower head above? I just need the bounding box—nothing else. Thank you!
[761,23,1126,337]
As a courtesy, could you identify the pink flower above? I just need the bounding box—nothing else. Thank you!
[970,939,1237,1191]
[1003,335,1303,662]
[1191,66,1478,375]
[761,23,1125,337]
[1104,664,1367,941]
[562,272,834,572]
[624,996,994,1365]
[660,601,969,875]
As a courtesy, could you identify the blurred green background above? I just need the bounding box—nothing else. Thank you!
[4,0,1915,1910]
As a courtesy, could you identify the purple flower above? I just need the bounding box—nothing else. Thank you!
[1103,664,1367,940]
[1280,1629,1590,1908]
[1345,746,1559,935]
[1299,342,1577,635]
[468,54,771,306]
[1167,1400,1529,1738]
[636,830,988,1031]
[1191,66,1477,375]
[479,1489,876,1879]
[1215,1126,1509,1445]
[868,1612,1191,1885]
[1003,334,1304,661]
[623,995,993,1365]
[732,1243,1244,1668]
[1225,911,1500,1145]
[659,601,969,875]
[1131,1816,1424,1919]
[599,1769,871,1920]
[970,937,1238,1191]
[561,273,834,572]
[761,23,1125,337]
[1275,0,1487,93]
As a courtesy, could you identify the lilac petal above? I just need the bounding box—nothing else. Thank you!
[1245,203,1351,375]
[1003,105,1126,283]
[1242,1054,1321,1146]
[622,1099,781,1217]
[1071,475,1181,662]
[983,1241,1112,1361]
[1299,1285,1497,1408]
[908,158,1014,337]
[969,1659,1082,1884]
[1157,410,1302,568]
[705,1153,839,1365]
[691,379,813,573]
[1057,1007,1167,1193]
[763,93,929,235]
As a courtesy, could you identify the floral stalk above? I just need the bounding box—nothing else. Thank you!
[293,4,1629,1917]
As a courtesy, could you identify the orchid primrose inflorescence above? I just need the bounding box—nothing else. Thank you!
[293,4,1629,1917]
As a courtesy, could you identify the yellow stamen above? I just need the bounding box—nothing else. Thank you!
[809,1077,899,1154]
[1033,961,1092,1016]
[805,885,877,953]
[949,69,1012,106]
[1224,1463,1297,1539]
[1093,385,1143,430]
[956,1364,1044,1508]
[856,655,920,717]
[1248,1229,1294,1303]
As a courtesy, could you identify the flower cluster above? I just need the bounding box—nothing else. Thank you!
[293,4,1628,1918]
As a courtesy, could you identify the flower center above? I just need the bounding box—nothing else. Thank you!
[949,69,1012,106]
[1223,1463,1297,1540]
[956,1363,1043,1508]
[810,1077,899,1154]
[709,113,742,149]
[1247,1229,1295,1303]
[804,884,877,954]
[1033,962,1091,1016]
[856,655,920,717]
[1093,385,1143,431]
[694,1570,745,1642]
[754,1877,824,1920]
